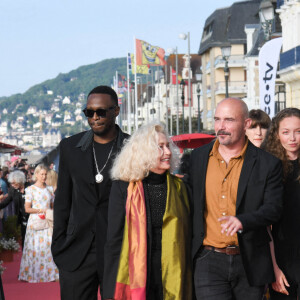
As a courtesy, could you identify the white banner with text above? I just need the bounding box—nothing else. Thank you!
[259,37,283,118]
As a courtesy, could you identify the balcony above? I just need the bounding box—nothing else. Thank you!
[214,55,247,69]
[206,85,211,98]
[215,81,247,95]
[280,46,300,70]
[205,61,211,74]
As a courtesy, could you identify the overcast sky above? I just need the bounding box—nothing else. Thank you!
[0,0,242,97]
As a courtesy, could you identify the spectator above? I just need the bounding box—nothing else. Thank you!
[246,109,271,148]
[0,170,29,248]
[46,169,58,193]
[263,108,300,299]
[19,164,58,282]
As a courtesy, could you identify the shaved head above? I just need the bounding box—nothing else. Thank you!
[214,98,251,149]
[217,98,249,120]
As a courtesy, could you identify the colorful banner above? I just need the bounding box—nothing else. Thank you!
[171,67,182,84]
[130,54,150,74]
[136,39,166,66]
[259,38,283,118]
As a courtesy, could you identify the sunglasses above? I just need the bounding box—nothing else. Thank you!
[82,106,116,118]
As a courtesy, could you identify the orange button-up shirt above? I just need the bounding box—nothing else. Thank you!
[203,138,248,248]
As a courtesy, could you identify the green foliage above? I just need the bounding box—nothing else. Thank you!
[0,57,127,113]
[2,215,21,241]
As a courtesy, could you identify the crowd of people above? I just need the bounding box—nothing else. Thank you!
[0,85,299,300]
[0,158,59,284]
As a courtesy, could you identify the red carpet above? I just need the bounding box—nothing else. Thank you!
[2,251,60,300]
[2,251,102,299]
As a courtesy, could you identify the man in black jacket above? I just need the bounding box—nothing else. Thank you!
[51,86,129,300]
[189,98,283,300]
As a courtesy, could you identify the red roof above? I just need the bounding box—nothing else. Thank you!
[0,142,22,154]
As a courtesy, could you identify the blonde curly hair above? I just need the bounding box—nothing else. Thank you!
[111,121,180,182]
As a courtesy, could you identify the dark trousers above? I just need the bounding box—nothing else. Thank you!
[59,240,102,300]
[0,275,5,300]
[194,248,265,300]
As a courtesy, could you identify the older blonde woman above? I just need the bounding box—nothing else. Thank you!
[46,169,58,193]
[103,122,192,300]
[19,164,59,283]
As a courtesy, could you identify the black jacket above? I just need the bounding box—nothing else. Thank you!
[188,141,283,286]
[0,186,29,225]
[51,126,129,273]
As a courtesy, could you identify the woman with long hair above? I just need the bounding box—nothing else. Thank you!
[103,122,192,300]
[263,108,300,299]
[46,169,58,193]
[19,164,59,283]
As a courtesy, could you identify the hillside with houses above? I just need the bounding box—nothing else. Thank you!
[0,57,127,150]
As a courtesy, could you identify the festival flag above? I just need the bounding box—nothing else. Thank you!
[130,54,150,74]
[128,53,132,71]
[136,39,167,66]
[171,67,182,84]
[113,72,127,105]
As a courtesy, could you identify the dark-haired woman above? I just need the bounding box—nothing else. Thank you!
[263,108,300,299]
[246,109,271,148]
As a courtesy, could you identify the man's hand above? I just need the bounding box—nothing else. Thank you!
[218,215,243,236]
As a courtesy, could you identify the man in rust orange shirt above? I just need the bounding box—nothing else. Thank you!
[188,98,283,300]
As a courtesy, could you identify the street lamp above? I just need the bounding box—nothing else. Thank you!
[180,79,185,134]
[259,0,275,40]
[167,47,179,136]
[195,69,202,133]
[130,82,135,129]
[221,45,231,98]
[179,32,192,134]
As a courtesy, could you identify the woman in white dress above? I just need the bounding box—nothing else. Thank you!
[19,164,59,283]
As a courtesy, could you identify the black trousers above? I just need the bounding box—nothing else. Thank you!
[0,275,5,300]
[59,240,103,300]
[194,248,265,300]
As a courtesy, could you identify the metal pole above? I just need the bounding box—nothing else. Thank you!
[134,36,138,130]
[140,77,142,125]
[187,32,192,133]
[152,69,154,120]
[165,64,168,133]
[146,73,149,123]
[224,59,229,98]
[170,65,173,136]
[181,84,185,134]
[175,47,179,135]
[126,53,131,134]
[157,66,160,121]
[197,83,201,132]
